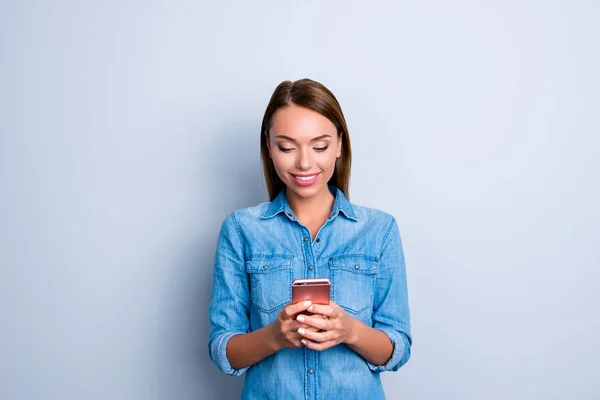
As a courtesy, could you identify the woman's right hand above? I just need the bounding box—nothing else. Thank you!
[271,300,319,350]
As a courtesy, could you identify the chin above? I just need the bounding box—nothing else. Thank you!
[285,179,329,199]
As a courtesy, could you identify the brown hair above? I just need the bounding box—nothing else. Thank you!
[260,78,352,201]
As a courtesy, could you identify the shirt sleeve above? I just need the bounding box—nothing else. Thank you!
[367,216,412,373]
[208,212,251,376]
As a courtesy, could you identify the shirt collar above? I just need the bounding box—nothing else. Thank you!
[261,184,358,222]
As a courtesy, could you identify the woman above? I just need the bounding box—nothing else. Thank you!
[209,78,412,399]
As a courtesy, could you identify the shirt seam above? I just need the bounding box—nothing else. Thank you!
[378,216,396,258]
[230,212,246,260]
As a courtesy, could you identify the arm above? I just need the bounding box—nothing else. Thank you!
[296,300,403,368]
[227,300,316,369]
[365,216,412,372]
[226,325,279,370]
[208,213,252,376]
[346,318,394,366]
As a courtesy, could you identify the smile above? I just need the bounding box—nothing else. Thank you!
[291,173,320,186]
[295,175,317,180]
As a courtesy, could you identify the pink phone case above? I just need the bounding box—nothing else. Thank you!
[292,278,331,305]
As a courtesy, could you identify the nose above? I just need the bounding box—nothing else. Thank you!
[296,147,312,171]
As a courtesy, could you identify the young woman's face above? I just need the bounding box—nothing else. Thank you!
[267,103,342,201]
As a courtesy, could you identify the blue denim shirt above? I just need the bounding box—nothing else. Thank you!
[208,185,412,399]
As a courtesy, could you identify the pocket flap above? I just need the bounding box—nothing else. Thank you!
[329,255,378,274]
[246,255,294,274]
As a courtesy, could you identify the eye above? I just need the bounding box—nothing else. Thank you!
[278,146,294,153]
[315,146,329,152]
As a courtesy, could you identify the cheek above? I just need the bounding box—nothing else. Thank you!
[270,154,291,173]
[317,151,338,170]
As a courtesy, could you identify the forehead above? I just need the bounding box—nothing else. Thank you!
[270,104,336,140]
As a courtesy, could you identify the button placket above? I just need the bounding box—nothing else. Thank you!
[301,227,316,278]
[298,225,320,400]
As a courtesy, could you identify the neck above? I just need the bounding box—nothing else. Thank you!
[286,186,335,221]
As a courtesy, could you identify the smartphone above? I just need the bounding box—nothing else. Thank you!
[292,278,331,305]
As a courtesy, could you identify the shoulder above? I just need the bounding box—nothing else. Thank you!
[217,201,272,246]
[348,202,404,261]
[218,200,272,232]
[348,200,402,245]
[226,201,271,223]
[350,201,397,228]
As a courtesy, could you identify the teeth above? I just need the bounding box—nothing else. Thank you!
[296,175,316,181]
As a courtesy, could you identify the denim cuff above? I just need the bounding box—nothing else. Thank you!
[366,328,406,373]
[210,332,249,376]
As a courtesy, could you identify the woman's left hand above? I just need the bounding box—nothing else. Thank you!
[295,301,357,351]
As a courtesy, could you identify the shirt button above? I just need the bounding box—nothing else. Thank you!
[303,237,309,242]
[263,265,269,270]
[308,265,314,270]
[315,238,320,243]
[354,264,360,270]
[308,369,314,375]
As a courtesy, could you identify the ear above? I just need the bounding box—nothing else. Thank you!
[336,133,343,158]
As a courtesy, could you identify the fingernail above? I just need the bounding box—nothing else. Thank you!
[298,328,305,335]
[296,316,305,323]
[304,301,311,307]
[308,305,313,311]
[301,339,307,345]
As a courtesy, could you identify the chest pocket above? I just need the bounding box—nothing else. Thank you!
[329,255,378,315]
[246,255,294,314]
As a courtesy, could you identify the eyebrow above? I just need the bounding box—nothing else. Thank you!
[274,134,332,142]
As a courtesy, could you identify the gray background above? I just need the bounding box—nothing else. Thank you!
[1,1,599,399]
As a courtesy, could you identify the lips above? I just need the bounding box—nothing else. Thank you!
[291,173,320,187]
